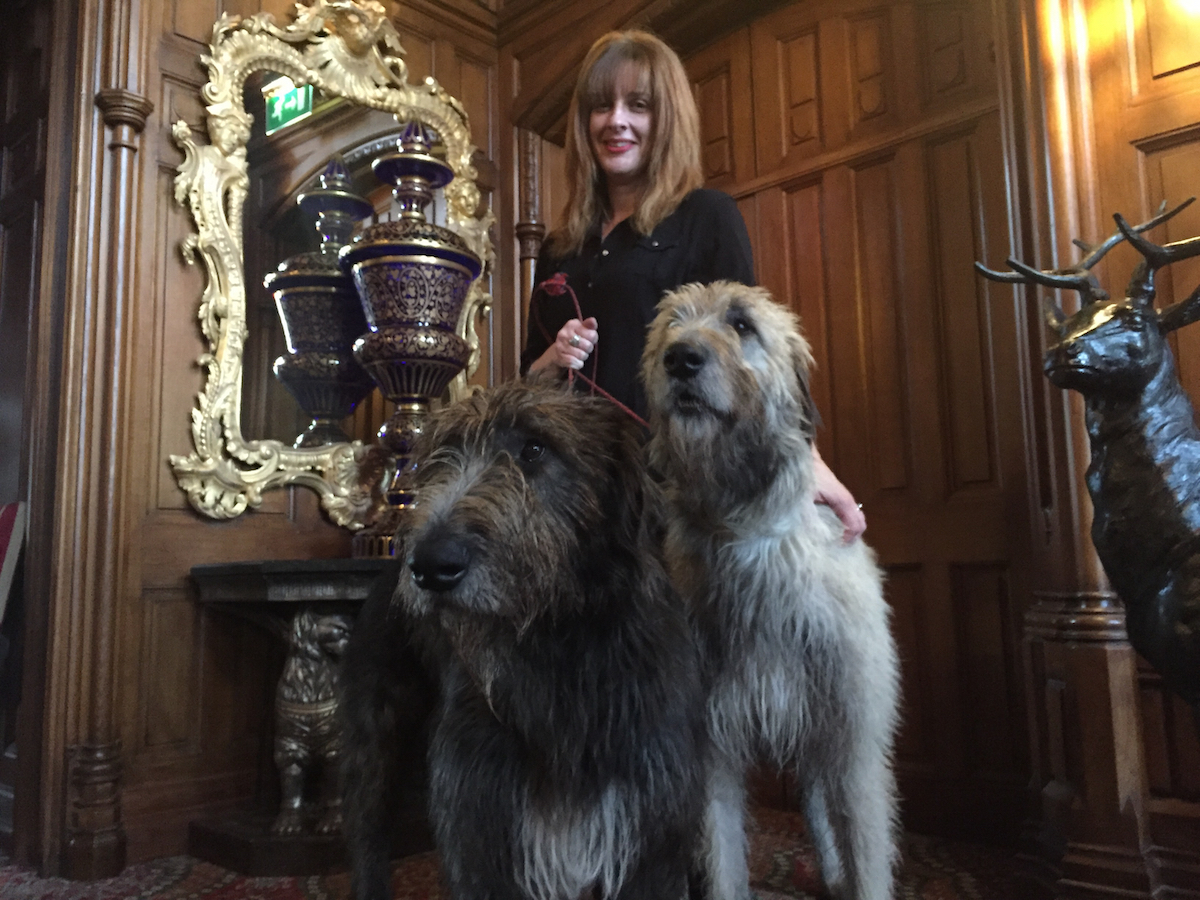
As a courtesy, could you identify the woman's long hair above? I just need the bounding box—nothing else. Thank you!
[544,31,703,259]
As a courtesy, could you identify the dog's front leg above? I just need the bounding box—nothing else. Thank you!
[339,564,437,900]
[797,771,844,896]
[429,678,528,900]
[698,759,751,900]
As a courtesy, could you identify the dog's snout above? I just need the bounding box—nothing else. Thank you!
[409,534,471,592]
[663,340,708,380]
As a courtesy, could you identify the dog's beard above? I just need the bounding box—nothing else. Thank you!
[655,411,783,512]
[662,373,739,424]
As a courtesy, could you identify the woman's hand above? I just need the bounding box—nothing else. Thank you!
[529,317,599,373]
[812,449,865,543]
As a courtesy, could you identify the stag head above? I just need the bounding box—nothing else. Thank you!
[1042,299,1165,395]
[976,198,1200,398]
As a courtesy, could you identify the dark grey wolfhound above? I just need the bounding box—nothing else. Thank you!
[642,281,900,900]
[340,379,707,900]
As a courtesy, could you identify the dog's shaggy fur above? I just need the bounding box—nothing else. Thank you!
[641,281,901,900]
[339,558,441,900]
[349,380,707,900]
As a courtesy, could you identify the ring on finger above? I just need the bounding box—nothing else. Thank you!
[568,334,581,348]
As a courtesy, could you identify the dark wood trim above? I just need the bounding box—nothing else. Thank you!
[502,0,792,144]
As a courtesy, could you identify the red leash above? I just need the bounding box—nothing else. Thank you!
[532,273,649,428]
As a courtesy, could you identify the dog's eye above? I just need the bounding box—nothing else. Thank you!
[727,311,755,337]
[520,440,546,464]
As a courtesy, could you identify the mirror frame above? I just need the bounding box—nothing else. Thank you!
[169,0,494,528]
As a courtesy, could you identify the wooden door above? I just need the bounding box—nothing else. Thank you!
[690,0,1034,841]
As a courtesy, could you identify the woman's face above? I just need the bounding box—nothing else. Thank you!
[588,67,653,190]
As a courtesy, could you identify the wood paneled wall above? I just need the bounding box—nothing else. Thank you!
[12,0,499,876]
[1003,0,1200,892]
[9,0,1200,889]
[679,0,1033,841]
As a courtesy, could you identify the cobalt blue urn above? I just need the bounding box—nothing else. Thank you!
[339,121,482,556]
[266,156,375,448]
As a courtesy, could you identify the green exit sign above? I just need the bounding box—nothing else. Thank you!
[264,80,313,134]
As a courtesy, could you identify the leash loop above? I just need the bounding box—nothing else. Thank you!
[531,274,649,427]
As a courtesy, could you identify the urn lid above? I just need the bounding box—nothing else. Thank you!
[339,219,482,279]
[370,120,454,190]
[297,157,375,223]
[264,250,353,291]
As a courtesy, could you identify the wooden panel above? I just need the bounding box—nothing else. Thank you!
[686,28,755,190]
[1139,665,1200,801]
[697,65,734,180]
[851,156,910,493]
[918,2,970,101]
[784,181,833,453]
[914,0,995,112]
[926,128,995,491]
[402,31,435,84]
[782,31,822,155]
[172,0,219,44]
[0,205,37,503]
[950,564,1022,779]
[141,593,201,749]
[199,604,279,751]
[0,0,48,506]
[845,10,893,136]
[459,56,493,154]
[1143,0,1200,79]
[752,1,1025,842]
[1141,138,1200,412]
[886,565,931,764]
[750,6,831,176]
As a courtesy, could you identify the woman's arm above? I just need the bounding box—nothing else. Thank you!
[812,447,866,543]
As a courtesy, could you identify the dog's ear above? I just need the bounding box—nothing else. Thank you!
[791,337,821,441]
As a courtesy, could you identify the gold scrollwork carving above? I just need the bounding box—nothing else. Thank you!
[169,0,494,528]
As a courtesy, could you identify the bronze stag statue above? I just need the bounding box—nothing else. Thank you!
[977,200,1200,730]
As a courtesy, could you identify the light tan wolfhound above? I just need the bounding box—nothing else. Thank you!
[641,281,900,900]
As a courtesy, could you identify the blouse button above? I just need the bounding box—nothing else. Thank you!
[601,249,609,256]
[651,240,659,247]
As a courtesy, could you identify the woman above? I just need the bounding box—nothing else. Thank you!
[521,30,865,541]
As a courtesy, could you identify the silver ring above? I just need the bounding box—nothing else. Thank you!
[568,334,581,348]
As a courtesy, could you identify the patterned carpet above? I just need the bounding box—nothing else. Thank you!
[0,808,1023,899]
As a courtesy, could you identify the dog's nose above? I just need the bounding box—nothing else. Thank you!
[409,535,471,592]
[663,340,707,380]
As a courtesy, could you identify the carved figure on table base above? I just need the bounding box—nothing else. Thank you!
[273,609,354,836]
[977,199,1200,732]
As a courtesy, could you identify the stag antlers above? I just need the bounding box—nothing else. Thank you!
[975,198,1200,335]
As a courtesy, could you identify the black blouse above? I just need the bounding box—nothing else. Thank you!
[521,189,755,420]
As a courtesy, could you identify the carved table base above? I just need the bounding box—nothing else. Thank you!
[189,559,430,875]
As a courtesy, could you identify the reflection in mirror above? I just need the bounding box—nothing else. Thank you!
[263,156,374,449]
[169,1,494,528]
[242,86,467,451]
[241,76,398,451]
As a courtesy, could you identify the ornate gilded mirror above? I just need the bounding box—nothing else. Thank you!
[169,0,494,529]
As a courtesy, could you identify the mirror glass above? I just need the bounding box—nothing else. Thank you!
[169,2,495,527]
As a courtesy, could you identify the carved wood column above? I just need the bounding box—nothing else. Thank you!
[992,0,1155,895]
[36,0,152,879]
[515,128,546,344]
